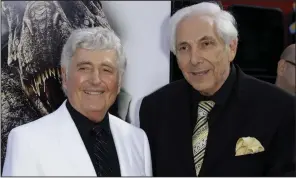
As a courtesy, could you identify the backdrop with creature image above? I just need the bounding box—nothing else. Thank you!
[1,0,132,168]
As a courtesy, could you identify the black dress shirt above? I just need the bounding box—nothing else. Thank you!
[191,64,237,131]
[66,101,121,176]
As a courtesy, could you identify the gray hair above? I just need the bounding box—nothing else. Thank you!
[60,27,127,83]
[169,2,238,55]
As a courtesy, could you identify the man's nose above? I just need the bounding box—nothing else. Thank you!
[190,48,204,65]
[90,70,101,85]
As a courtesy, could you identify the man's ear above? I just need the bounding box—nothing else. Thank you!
[117,87,121,95]
[117,71,124,94]
[117,80,122,95]
[277,59,286,76]
[61,67,67,90]
[228,39,238,62]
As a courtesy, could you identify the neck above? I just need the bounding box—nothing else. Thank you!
[85,111,107,123]
[68,99,107,123]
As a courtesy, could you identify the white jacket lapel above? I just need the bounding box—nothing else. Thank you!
[109,114,133,176]
[56,102,96,176]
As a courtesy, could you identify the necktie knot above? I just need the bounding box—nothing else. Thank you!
[92,125,104,136]
[198,100,215,117]
[92,125,111,138]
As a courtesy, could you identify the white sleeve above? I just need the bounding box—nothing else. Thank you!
[2,128,39,176]
[143,131,152,176]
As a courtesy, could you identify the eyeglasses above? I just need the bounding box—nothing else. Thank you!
[285,60,296,67]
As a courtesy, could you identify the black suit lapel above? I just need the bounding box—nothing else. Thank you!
[163,80,196,176]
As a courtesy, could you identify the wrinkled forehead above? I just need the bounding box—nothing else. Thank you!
[176,14,219,44]
[73,48,118,66]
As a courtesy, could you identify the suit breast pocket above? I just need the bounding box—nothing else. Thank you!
[233,151,265,171]
[234,151,264,161]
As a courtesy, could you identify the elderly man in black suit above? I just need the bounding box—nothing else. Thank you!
[140,2,295,177]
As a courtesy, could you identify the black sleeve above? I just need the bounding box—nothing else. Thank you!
[139,96,156,176]
[265,96,295,176]
[140,97,150,134]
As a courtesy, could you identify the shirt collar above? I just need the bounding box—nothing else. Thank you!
[66,100,111,136]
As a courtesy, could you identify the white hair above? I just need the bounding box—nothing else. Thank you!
[60,27,127,83]
[169,1,238,55]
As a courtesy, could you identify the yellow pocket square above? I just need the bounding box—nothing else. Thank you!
[235,137,264,156]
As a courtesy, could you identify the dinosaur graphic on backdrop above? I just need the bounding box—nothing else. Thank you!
[1,0,132,167]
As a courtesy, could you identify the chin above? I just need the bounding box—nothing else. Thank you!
[191,82,214,94]
[83,104,105,112]
[90,107,106,112]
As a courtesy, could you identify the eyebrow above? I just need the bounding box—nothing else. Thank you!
[177,41,189,47]
[198,36,215,42]
[102,60,117,68]
[76,61,93,67]
[77,61,117,69]
[101,64,114,69]
[177,36,215,47]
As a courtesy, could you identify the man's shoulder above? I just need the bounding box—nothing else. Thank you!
[143,79,189,101]
[9,107,62,137]
[109,114,145,136]
[240,73,294,104]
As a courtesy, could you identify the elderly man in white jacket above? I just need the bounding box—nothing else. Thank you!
[2,27,152,176]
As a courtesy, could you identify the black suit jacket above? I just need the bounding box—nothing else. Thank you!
[140,66,295,176]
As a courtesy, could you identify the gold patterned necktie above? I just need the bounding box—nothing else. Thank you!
[192,100,215,176]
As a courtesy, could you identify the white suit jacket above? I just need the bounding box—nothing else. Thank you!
[2,101,152,176]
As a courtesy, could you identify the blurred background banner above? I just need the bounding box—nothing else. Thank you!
[1,0,171,168]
